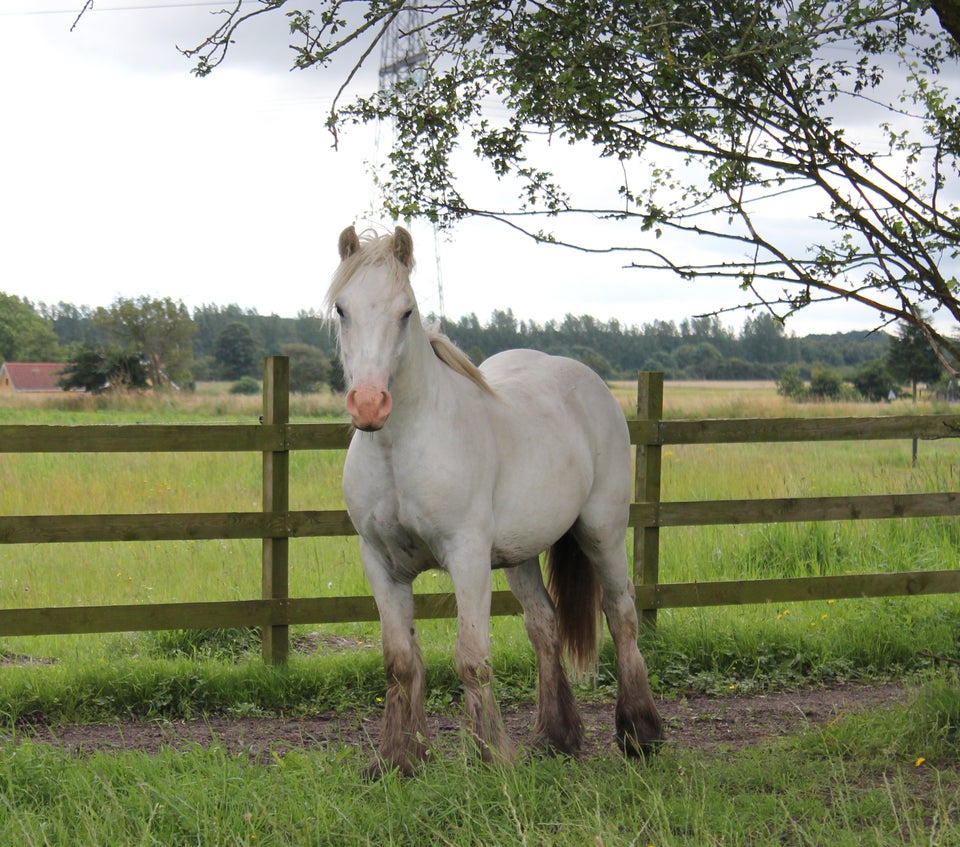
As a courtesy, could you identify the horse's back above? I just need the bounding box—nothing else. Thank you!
[481,349,627,448]
[479,350,631,563]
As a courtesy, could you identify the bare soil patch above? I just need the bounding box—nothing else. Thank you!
[12,684,908,762]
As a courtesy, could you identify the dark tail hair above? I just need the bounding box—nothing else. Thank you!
[546,531,600,673]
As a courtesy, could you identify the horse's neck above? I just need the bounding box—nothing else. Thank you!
[386,324,447,426]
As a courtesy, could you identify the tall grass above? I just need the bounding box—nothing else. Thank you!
[0,383,346,422]
[609,378,959,419]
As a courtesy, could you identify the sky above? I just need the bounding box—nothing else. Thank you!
[0,0,919,337]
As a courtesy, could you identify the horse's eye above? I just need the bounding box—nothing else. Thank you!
[401,308,413,322]
[334,303,345,319]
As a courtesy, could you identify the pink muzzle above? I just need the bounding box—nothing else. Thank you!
[345,384,393,431]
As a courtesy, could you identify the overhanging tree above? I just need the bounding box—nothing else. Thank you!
[184,1,960,361]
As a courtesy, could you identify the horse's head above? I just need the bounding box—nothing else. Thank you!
[327,225,418,432]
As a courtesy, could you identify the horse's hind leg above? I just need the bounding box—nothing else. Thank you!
[504,558,583,755]
[575,527,663,757]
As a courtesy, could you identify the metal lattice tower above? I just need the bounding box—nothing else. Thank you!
[377,4,446,326]
[379,5,428,91]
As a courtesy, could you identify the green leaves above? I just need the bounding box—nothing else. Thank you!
[185,0,960,364]
[0,293,60,362]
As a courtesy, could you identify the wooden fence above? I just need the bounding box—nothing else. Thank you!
[2,360,960,665]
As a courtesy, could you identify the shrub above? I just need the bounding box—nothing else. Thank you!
[229,376,260,395]
[853,358,896,402]
[809,366,843,400]
[776,364,807,400]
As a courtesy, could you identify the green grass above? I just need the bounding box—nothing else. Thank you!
[1,678,958,846]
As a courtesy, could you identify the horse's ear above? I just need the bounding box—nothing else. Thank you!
[338,226,360,260]
[393,226,414,269]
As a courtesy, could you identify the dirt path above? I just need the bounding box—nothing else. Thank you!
[13,684,909,762]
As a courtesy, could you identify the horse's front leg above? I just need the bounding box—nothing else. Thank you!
[449,550,514,765]
[361,541,429,777]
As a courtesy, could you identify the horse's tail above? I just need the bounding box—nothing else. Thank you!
[546,530,600,674]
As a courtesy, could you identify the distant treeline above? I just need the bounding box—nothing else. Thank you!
[37,301,889,383]
[438,309,889,380]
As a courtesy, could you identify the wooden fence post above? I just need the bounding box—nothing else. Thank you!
[634,372,664,628]
[262,356,290,664]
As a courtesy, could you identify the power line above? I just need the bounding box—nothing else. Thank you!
[1,1,250,16]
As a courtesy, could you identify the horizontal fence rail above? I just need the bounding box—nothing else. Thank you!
[0,422,353,453]
[2,363,960,662]
[630,492,960,528]
[628,414,960,446]
[0,510,357,545]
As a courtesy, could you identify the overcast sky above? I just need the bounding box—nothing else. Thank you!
[0,1,911,336]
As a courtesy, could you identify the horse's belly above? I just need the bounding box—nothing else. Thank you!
[490,525,570,567]
[489,462,591,567]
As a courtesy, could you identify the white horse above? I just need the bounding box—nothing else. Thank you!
[328,225,662,775]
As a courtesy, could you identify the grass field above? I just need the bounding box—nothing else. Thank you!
[2,693,958,846]
[1,381,959,844]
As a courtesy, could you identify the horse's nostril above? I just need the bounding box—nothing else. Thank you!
[346,385,392,430]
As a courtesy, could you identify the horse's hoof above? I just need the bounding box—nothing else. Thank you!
[530,738,580,761]
[363,760,417,780]
[364,744,432,781]
[363,752,425,780]
[363,758,388,781]
[532,727,583,759]
[616,704,664,761]
[474,735,516,768]
[619,732,663,760]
